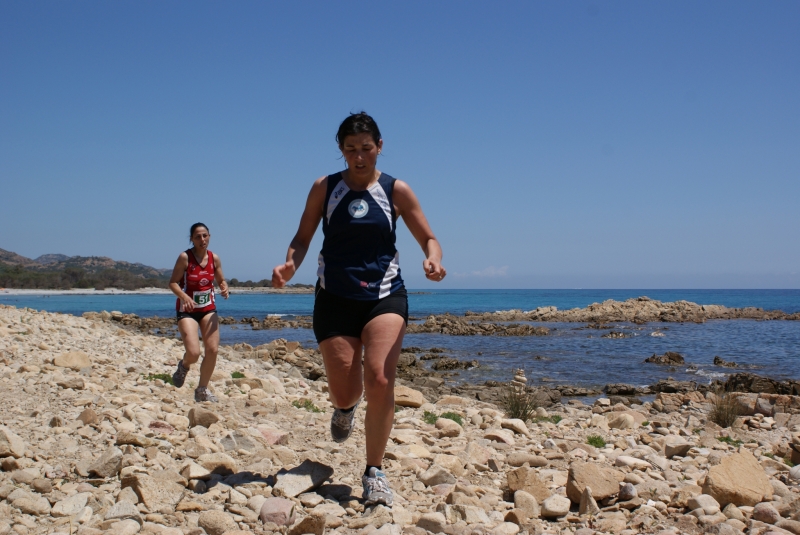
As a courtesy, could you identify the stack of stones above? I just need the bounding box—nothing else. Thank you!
[511,369,527,389]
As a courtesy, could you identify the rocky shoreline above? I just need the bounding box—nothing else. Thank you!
[2,304,800,535]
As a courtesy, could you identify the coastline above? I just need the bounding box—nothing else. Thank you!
[0,286,314,296]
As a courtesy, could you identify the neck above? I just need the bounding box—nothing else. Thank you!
[192,246,207,258]
[344,168,380,190]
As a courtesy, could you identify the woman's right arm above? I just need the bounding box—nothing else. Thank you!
[272,177,327,288]
[169,252,194,311]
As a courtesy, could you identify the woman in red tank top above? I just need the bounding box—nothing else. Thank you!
[168,222,230,403]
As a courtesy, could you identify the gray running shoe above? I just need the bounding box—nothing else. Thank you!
[194,386,218,403]
[172,359,188,388]
[330,399,360,443]
[362,467,393,507]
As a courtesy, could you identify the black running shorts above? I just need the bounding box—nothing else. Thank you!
[176,309,217,323]
[313,284,408,343]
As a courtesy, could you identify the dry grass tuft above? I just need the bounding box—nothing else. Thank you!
[499,383,540,422]
[708,388,741,428]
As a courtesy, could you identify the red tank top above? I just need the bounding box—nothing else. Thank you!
[176,249,216,312]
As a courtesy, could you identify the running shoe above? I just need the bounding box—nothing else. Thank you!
[362,467,393,507]
[194,386,218,403]
[172,359,189,388]
[330,399,360,443]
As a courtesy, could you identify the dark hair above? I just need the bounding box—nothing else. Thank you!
[336,112,382,147]
[189,223,209,241]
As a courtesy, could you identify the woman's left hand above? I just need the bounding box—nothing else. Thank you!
[423,259,446,282]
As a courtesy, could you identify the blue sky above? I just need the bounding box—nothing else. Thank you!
[2,1,798,288]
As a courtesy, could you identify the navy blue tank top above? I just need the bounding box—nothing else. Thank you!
[316,172,404,300]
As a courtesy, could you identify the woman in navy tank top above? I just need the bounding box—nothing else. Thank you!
[272,112,446,507]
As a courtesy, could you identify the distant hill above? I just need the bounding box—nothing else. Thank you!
[0,247,171,290]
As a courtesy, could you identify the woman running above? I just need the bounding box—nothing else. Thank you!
[170,222,230,402]
[272,112,446,507]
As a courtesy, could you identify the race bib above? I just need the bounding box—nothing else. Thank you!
[193,289,212,306]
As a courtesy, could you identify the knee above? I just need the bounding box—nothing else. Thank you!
[365,374,393,401]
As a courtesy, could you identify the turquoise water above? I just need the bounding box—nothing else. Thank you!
[3,289,799,389]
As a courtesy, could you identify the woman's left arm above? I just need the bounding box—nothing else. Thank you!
[214,254,230,299]
[394,180,446,282]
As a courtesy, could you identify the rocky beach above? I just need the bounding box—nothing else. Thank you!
[2,303,800,535]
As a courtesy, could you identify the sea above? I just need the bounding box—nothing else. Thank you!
[2,289,799,393]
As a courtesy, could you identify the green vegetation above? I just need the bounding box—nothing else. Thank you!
[440,412,464,426]
[422,410,464,426]
[231,371,245,379]
[228,278,313,289]
[422,411,438,425]
[786,458,796,467]
[587,435,606,448]
[0,264,168,290]
[763,452,775,459]
[143,373,174,385]
[709,389,741,428]
[499,382,539,422]
[292,399,323,413]
[717,436,743,448]
[642,421,650,427]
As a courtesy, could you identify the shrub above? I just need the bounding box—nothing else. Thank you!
[292,399,322,413]
[709,389,741,428]
[231,371,245,379]
[499,382,539,422]
[642,421,650,427]
[587,435,606,448]
[143,373,174,385]
[422,411,438,425]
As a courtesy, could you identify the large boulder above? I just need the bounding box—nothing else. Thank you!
[53,351,91,370]
[394,385,426,408]
[506,466,551,503]
[566,461,625,503]
[702,450,773,506]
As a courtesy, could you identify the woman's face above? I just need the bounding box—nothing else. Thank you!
[341,133,382,179]
[191,227,210,249]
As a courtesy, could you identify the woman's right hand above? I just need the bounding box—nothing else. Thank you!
[272,262,296,289]
[180,295,195,312]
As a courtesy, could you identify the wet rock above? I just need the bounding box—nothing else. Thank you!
[645,352,685,365]
[713,356,738,368]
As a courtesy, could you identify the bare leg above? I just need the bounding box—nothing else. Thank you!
[178,318,202,369]
[197,313,220,388]
[319,335,363,409]
[361,314,406,467]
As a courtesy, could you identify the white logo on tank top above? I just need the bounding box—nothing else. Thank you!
[348,199,369,218]
[199,278,210,286]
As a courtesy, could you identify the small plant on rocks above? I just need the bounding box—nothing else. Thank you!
[422,411,438,425]
[717,436,743,448]
[440,411,464,426]
[231,371,245,379]
[709,388,740,428]
[533,415,561,424]
[641,421,650,427]
[499,382,539,423]
[143,373,174,385]
[587,435,606,448]
[292,399,323,413]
